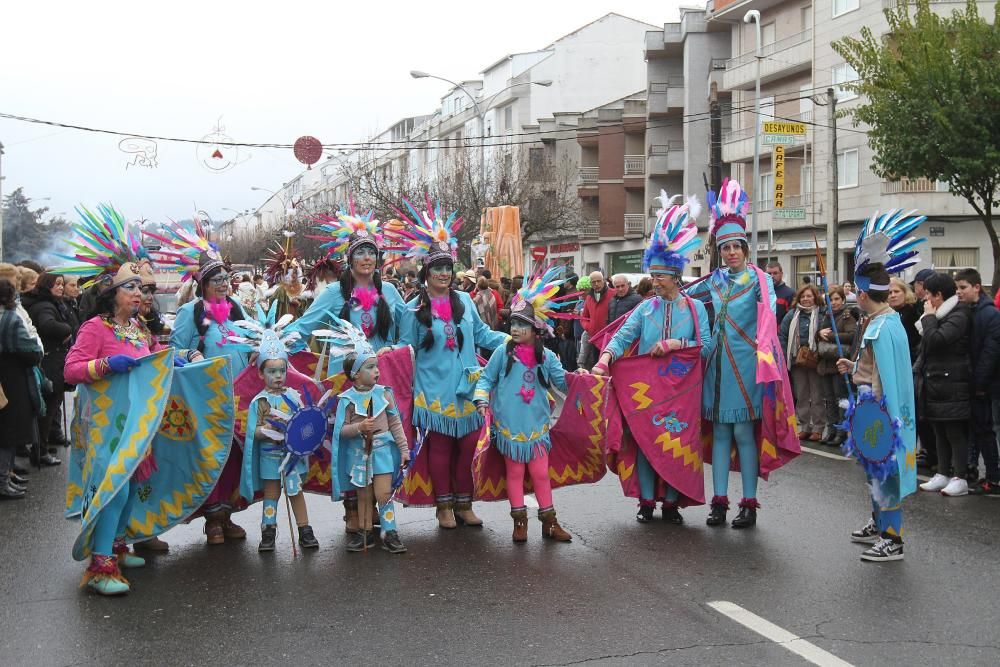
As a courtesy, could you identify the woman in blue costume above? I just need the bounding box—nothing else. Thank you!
[151,221,250,544]
[687,178,776,529]
[394,200,508,529]
[594,194,710,524]
[836,210,924,562]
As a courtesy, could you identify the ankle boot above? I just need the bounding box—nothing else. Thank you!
[731,498,759,529]
[81,555,130,596]
[436,500,457,529]
[661,501,683,525]
[539,509,572,542]
[343,496,360,533]
[258,525,277,552]
[297,525,319,549]
[221,509,246,539]
[706,496,729,527]
[511,508,529,543]
[204,511,225,545]
[635,503,655,523]
[346,530,376,552]
[454,499,483,527]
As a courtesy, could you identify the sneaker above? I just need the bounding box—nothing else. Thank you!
[345,530,376,552]
[919,473,949,492]
[258,525,277,552]
[297,525,319,549]
[850,517,879,544]
[860,537,904,562]
[0,482,26,500]
[381,530,407,554]
[941,477,969,497]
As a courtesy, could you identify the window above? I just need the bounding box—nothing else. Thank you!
[832,0,859,18]
[799,83,813,120]
[931,248,978,277]
[801,164,813,204]
[504,105,513,131]
[837,149,859,188]
[762,22,776,46]
[758,96,775,127]
[801,5,813,30]
[832,63,860,101]
[759,172,774,211]
[529,147,546,179]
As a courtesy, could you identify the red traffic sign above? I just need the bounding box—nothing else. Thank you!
[531,246,548,260]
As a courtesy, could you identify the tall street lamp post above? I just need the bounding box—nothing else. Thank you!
[744,9,762,265]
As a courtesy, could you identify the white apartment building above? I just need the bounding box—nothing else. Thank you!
[709,0,997,285]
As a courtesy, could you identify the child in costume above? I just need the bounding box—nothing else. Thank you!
[474,266,575,543]
[320,316,411,553]
[233,305,320,552]
[593,193,710,524]
[836,210,923,562]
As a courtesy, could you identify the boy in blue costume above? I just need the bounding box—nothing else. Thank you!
[836,209,924,562]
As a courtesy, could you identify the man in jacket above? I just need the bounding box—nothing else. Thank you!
[578,271,609,371]
[607,275,642,323]
[766,261,795,325]
[956,268,1000,494]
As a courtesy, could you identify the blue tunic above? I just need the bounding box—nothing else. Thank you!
[604,295,711,360]
[288,280,406,356]
[474,345,567,462]
[170,298,250,377]
[398,290,509,438]
[329,385,402,499]
[688,267,775,423]
[241,388,308,501]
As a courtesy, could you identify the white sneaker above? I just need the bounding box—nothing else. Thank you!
[919,474,949,492]
[941,477,969,497]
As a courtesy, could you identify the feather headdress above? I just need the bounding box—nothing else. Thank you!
[53,204,149,292]
[707,177,750,247]
[853,209,926,291]
[228,301,301,368]
[310,200,383,262]
[385,196,462,266]
[311,315,376,378]
[643,191,702,275]
[508,264,582,337]
[262,231,303,285]
[146,218,226,283]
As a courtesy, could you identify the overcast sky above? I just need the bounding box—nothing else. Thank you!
[1,0,681,230]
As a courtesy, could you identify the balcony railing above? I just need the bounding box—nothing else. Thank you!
[883,0,964,7]
[581,221,600,239]
[649,77,685,92]
[578,167,599,184]
[881,177,950,194]
[624,214,645,236]
[649,141,684,154]
[726,29,812,70]
[624,155,645,175]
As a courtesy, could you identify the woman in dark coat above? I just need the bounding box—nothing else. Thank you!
[914,273,972,497]
[22,272,76,465]
[0,278,45,497]
[815,286,858,446]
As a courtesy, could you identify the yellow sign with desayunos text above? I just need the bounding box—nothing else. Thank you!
[763,121,806,135]
[773,144,785,209]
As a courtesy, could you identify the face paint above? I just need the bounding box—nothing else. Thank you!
[354,357,380,388]
[510,321,534,344]
[259,360,287,391]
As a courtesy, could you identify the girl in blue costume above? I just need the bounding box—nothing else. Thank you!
[474,267,575,543]
[687,178,776,529]
[593,193,710,524]
[836,210,924,562]
[150,220,250,544]
[394,200,508,529]
[320,316,410,554]
[234,305,321,553]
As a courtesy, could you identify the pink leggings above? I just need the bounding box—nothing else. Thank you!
[426,430,480,499]
[504,452,553,509]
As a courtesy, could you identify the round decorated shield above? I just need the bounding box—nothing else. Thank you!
[847,392,899,478]
[283,405,328,456]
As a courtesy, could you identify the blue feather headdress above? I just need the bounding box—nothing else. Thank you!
[229,301,300,368]
[643,191,702,275]
[853,209,926,292]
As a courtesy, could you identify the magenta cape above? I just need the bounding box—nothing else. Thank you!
[470,372,611,502]
[605,346,706,506]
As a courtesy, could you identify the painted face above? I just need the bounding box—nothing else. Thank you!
[115,280,142,316]
[719,241,746,271]
[259,359,287,391]
[49,277,65,298]
[427,263,453,291]
[354,356,379,387]
[64,278,80,298]
[887,283,905,308]
[510,320,535,344]
[207,271,231,300]
[351,246,378,277]
[139,284,156,315]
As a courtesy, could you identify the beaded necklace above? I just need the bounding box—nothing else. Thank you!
[102,316,146,349]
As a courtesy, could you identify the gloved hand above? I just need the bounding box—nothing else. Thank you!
[173,356,188,368]
[107,355,140,374]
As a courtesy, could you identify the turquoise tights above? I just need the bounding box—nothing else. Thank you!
[711,422,758,499]
[91,481,132,556]
[637,449,679,503]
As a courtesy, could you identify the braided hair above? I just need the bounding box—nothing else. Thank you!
[338,249,393,341]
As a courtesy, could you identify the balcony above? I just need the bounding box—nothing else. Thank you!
[648,78,685,115]
[624,214,646,237]
[581,221,600,240]
[723,29,812,91]
[578,166,598,186]
[880,177,949,195]
[624,155,645,175]
[647,141,685,175]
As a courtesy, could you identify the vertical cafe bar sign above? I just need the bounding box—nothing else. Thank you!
[773,144,785,210]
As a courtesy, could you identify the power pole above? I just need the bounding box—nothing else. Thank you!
[0,140,5,262]
[827,88,839,283]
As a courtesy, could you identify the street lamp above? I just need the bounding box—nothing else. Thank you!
[410,70,553,207]
[745,9,762,265]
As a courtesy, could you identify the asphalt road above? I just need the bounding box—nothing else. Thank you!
[2,444,998,667]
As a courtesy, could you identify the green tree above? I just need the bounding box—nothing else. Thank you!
[1,187,70,265]
[832,0,1000,286]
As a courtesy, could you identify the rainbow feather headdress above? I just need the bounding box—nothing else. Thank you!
[146,218,226,283]
[853,209,926,292]
[643,191,702,275]
[311,200,383,262]
[508,264,581,337]
[53,204,149,293]
[228,301,300,369]
[707,178,750,248]
[387,197,462,266]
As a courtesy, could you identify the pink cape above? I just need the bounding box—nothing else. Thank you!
[471,372,611,502]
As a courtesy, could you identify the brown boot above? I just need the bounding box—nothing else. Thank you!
[343,496,360,533]
[511,508,528,543]
[436,500,457,529]
[204,512,225,545]
[539,509,572,542]
[221,510,246,539]
[454,499,483,527]
[133,536,169,553]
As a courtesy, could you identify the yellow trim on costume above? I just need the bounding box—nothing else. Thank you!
[87,359,102,381]
[413,392,477,418]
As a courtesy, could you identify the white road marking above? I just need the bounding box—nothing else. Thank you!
[801,446,851,461]
[708,600,855,667]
